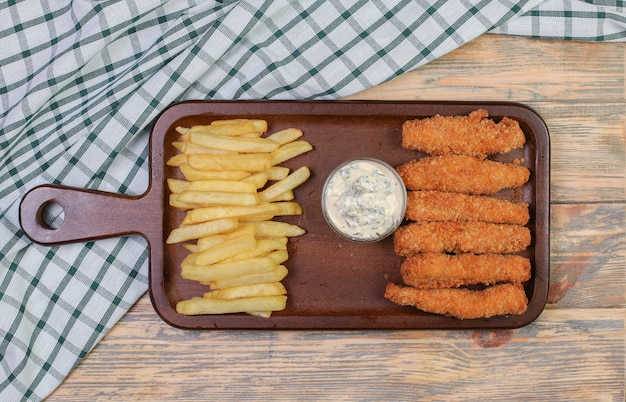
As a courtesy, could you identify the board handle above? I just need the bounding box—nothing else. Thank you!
[19,185,157,245]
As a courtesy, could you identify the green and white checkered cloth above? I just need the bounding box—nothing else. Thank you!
[1,0,624,400]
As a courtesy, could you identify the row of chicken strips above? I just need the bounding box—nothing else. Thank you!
[385,109,532,319]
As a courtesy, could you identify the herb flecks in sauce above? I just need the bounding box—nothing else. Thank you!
[323,159,406,242]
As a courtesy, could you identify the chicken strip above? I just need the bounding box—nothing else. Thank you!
[400,253,531,289]
[402,109,526,157]
[393,221,531,256]
[384,282,528,319]
[396,155,530,195]
[406,190,529,225]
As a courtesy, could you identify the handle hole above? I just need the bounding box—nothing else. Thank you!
[39,201,65,230]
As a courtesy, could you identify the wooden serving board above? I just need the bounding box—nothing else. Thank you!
[19,100,550,330]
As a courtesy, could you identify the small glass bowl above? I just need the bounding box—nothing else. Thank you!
[321,157,407,243]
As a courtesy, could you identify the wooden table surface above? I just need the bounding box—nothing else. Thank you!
[48,34,625,401]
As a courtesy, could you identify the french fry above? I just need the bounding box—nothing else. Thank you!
[264,166,290,180]
[259,166,310,202]
[265,128,303,145]
[268,190,294,202]
[189,132,279,153]
[196,225,256,251]
[166,153,187,167]
[267,249,289,264]
[176,295,287,315]
[187,120,265,137]
[169,193,200,210]
[182,256,277,282]
[179,164,251,181]
[182,243,200,253]
[167,178,189,194]
[271,140,313,165]
[208,265,288,289]
[175,126,189,135]
[203,282,286,299]
[194,232,257,265]
[183,203,282,225]
[272,202,303,216]
[240,221,305,237]
[186,179,257,193]
[223,238,288,263]
[178,190,260,207]
[188,153,272,172]
[242,172,269,189]
[210,118,268,132]
[239,214,278,222]
[166,218,238,244]
[247,311,273,318]
[183,141,235,155]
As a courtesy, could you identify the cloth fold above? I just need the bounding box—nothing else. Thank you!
[1,0,625,400]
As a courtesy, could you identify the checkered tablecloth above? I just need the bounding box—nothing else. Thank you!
[1,0,624,400]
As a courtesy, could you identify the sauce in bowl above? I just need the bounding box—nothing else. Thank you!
[322,158,407,242]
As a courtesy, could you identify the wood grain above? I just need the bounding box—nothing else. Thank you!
[47,34,625,401]
[346,34,625,103]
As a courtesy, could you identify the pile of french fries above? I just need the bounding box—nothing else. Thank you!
[165,119,312,317]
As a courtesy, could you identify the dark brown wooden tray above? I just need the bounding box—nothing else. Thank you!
[19,100,550,330]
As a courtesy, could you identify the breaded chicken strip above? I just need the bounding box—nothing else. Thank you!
[406,190,529,225]
[400,253,531,289]
[397,155,530,195]
[393,221,531,256]
[402,109,526,157]
[384,282,528,319]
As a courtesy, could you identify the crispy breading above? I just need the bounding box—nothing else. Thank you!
[384,282,528,319]
[393,221,531,256]
[396,155,530,195]
[406,190,529,225]
[400,253,531,289]
[402,109,526,157]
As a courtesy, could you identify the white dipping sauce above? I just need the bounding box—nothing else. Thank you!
[322,158,407,242]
